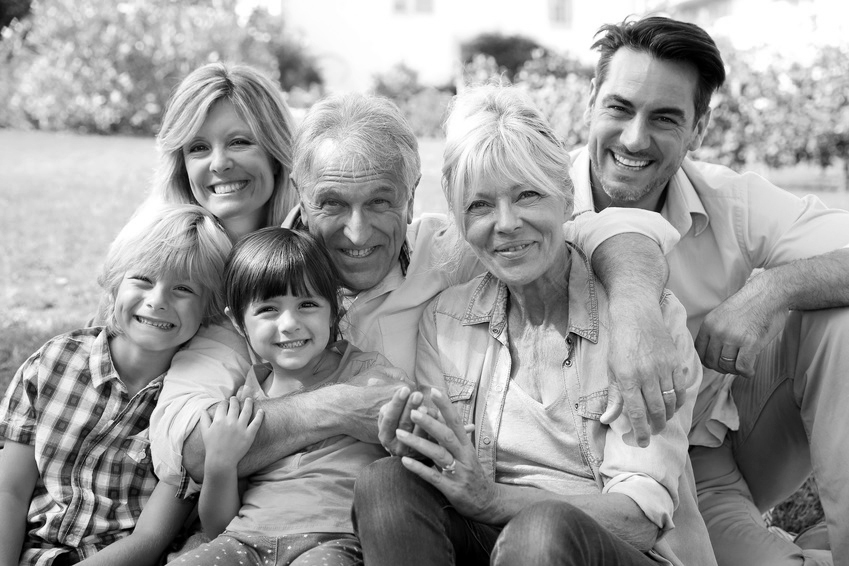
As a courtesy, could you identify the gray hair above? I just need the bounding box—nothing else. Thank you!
[442,84,574,235]
[292,92,421,198]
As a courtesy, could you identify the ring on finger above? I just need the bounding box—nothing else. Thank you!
[442,458,457,475]
[719,356,736,363]
[661,389,676,397]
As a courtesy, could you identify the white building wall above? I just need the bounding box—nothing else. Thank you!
[280,0,650,92]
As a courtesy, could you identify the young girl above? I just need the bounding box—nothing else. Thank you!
[0,204,232,566]
[169,227,402,566]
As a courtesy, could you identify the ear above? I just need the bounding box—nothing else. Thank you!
[407,174,420,224]
[224,307,245,338]
[688,108,712,152]
[584,78,599,126]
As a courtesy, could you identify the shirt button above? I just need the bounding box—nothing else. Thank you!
[482,436,491,445]
[564,359,572,367]
[495,385,503,392]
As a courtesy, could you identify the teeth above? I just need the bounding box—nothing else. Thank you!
[277,340,307,349]
[135,316,174,330]
[211,181,247,195]
[613,154,651,168]
[497,243,529,253]
[342,247,376,258]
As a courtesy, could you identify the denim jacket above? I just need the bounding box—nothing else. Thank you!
[415,242,716,566]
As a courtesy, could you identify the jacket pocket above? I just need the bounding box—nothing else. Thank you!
[575,389,608,470]
[443,375,476,424]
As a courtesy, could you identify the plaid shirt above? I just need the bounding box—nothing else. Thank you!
[0,327,162,566]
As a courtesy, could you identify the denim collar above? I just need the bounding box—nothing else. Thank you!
[459,240,599,344]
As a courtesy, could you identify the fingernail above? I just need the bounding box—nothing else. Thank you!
[396,429,409,438]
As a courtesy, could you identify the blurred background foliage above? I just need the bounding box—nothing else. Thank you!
[0,0,321,134]
[1,1,847,185]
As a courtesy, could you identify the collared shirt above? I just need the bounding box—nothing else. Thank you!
[414,242,708,565]
[571,147,849,446]
[151,208,680,493]
[0,328,162,566]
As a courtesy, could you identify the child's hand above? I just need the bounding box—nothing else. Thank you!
[199,396,264,473]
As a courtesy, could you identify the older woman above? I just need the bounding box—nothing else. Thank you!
[352,85,715,565]
[148,62,298,241]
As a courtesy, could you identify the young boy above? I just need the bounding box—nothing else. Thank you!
[0,204,232,566]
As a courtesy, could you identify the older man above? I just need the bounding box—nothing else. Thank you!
[149,93,681,496]
[569,16,849,566]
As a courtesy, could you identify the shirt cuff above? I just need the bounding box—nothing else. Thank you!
[567,208,680,258]
[604,472,676,532]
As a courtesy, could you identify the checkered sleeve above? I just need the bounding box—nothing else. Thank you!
[0,349,41,445]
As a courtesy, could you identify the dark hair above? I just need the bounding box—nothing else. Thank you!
[224,227,342,342]
[592,16,726,118]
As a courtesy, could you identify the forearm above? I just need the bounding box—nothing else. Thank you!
[0,495,27,566]
[757,248,849,310]
[593,233,668,302]
[488,485,658,551]
[199,466,241,538]
[183,384,371,480]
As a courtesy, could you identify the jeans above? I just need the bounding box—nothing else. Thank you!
[692,308,849,566]
[353,457,657,566]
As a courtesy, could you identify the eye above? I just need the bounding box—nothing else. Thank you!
[185,141,209,154]
[517,190,543,202]
[320,199,345,212]
[174,284,197,294]
[254,304,277,315]
[655,115,680,127]
[300,300,320,309]
[128,275,152,284]
[466,200,492,213]
[230,137,253,148]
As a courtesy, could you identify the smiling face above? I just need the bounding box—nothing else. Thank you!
[238,289,333,382]
[585,48,710,211]
[463,173,568,289]
[183,100,277,238]
[112,272,204,357]
[298,142,414,293]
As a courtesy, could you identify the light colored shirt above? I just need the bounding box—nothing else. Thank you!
[414,242,708,566]
[150,208,680,491]
[570,147,849,446]
[229,342,392,536]
[0,328,161,566]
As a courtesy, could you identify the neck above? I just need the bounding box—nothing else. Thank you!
[108,335,175,397]
[507,246,572,327]
[221,206,269,241]
[270,347,340,391]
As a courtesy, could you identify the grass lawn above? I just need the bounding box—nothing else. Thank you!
[0,128,840,533]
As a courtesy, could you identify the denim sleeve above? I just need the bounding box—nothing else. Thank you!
[149,322,251,494]
[599,290,703,532]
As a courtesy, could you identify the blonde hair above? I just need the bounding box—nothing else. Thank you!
[97,204,233,335]
[150,63,297,227]
[442,84,574,236]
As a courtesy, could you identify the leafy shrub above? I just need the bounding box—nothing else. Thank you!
[461,32,543,81]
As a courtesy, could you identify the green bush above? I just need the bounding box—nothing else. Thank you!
[0,0,321,134]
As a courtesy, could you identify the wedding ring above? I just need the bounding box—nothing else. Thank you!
[661,389,676,396]
[719,356,736,363]
[442,458,457,475]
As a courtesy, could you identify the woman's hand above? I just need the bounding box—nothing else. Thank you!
[199,396,264,473]
[395,388,500,523]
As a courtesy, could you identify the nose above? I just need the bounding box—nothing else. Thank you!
[342,207,374,246]
[210,145,232,174]
[278,309,302,332]
[144,283,169,311]
[494,201,521,233]
[620,117,650,152]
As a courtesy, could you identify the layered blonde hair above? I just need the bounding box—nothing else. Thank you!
[151,63,297,227]
[97,204,232,335]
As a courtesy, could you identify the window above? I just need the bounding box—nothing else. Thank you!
[393,0,433,13]
[549,0,572,25]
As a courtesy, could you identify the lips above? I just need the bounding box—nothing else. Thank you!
[209,181,248,195]
[133,315,175,330]
[611,152,652,169]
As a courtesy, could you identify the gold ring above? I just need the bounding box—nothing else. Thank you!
[442,459,457,474]
[661,389,676,396]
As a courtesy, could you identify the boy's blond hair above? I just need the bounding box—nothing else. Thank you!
[97,204,232,335]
